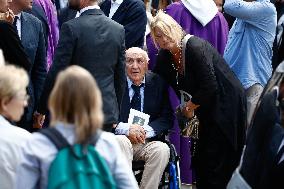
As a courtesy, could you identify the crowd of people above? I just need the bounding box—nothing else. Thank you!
[0,0,284,188]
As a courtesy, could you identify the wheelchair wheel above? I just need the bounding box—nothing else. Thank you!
[159,143,181,189]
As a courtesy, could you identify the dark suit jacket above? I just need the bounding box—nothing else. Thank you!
[38,9,126,129]
[57,7,77,29]
[18,12,47,131]
[119,72,174,138]
[100,0,147,49]
[0,21,31,71]
[241,89,284,189]
[28,3,49,51]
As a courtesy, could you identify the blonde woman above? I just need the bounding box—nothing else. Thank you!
[16,66,138,189]
[0,65,31,189]
[150,11,246,189]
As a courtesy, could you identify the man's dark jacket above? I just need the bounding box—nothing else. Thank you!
[0,21,31,71]
[17,12,47,131]
[38,9,126,131]
[100,0,147,49]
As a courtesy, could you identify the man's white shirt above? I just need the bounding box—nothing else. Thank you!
[108,0,123,18]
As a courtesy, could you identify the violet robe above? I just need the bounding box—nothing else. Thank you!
[146,1,229,184]
[34,0,59,70]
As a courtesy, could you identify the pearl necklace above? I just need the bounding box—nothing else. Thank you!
[170,45,182,86]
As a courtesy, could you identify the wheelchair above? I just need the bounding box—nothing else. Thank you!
[132,139,181,189]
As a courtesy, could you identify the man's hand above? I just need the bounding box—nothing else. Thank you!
[33,112,45,129]
[127,124,146,144]
[0,9,14,24]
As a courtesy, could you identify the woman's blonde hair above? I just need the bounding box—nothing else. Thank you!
[150,10,185,48]
[49,65,104,144]
[0,65,29,110]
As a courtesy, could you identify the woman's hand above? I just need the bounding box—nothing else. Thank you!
[181,101,200,119]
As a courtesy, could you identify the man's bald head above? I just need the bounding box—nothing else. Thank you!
[126,47,150,63]
[125,47,149,85]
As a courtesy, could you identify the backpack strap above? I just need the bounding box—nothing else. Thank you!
[90,129,102,146]
[41,127,102,150]
[40,127,70,150]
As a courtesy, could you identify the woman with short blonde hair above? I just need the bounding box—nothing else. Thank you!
[0,65,29,103]
[0,65,31,189]
[16,65,139,189]
[150,11,185,49]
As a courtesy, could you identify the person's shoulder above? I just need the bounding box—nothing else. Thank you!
[99,131,117,143]
[96,132,124,155]
[126,0,145,9]
[187,36,209,50]
[99,0,109,7]
[22,11,42,25]
[105,17,124,29]
[77,12,124,30]
[4,125,31,138]
[146,71,161,81]
[166,1,185,11]
[22,131,57,153]
[0,124,31,149]
[158,48,171,57]
[146,71,167,86]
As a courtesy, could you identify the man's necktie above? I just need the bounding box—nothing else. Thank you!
[13,16,18,30]
[131,84,144,111]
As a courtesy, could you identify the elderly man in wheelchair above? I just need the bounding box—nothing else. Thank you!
[114,47,174,189]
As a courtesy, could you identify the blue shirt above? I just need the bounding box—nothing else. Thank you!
[223,0,277,89]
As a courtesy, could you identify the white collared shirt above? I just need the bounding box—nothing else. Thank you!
[14,13,22,40]
[109,0,123,18]
[75,5,101,18]
[59,0,68,9]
